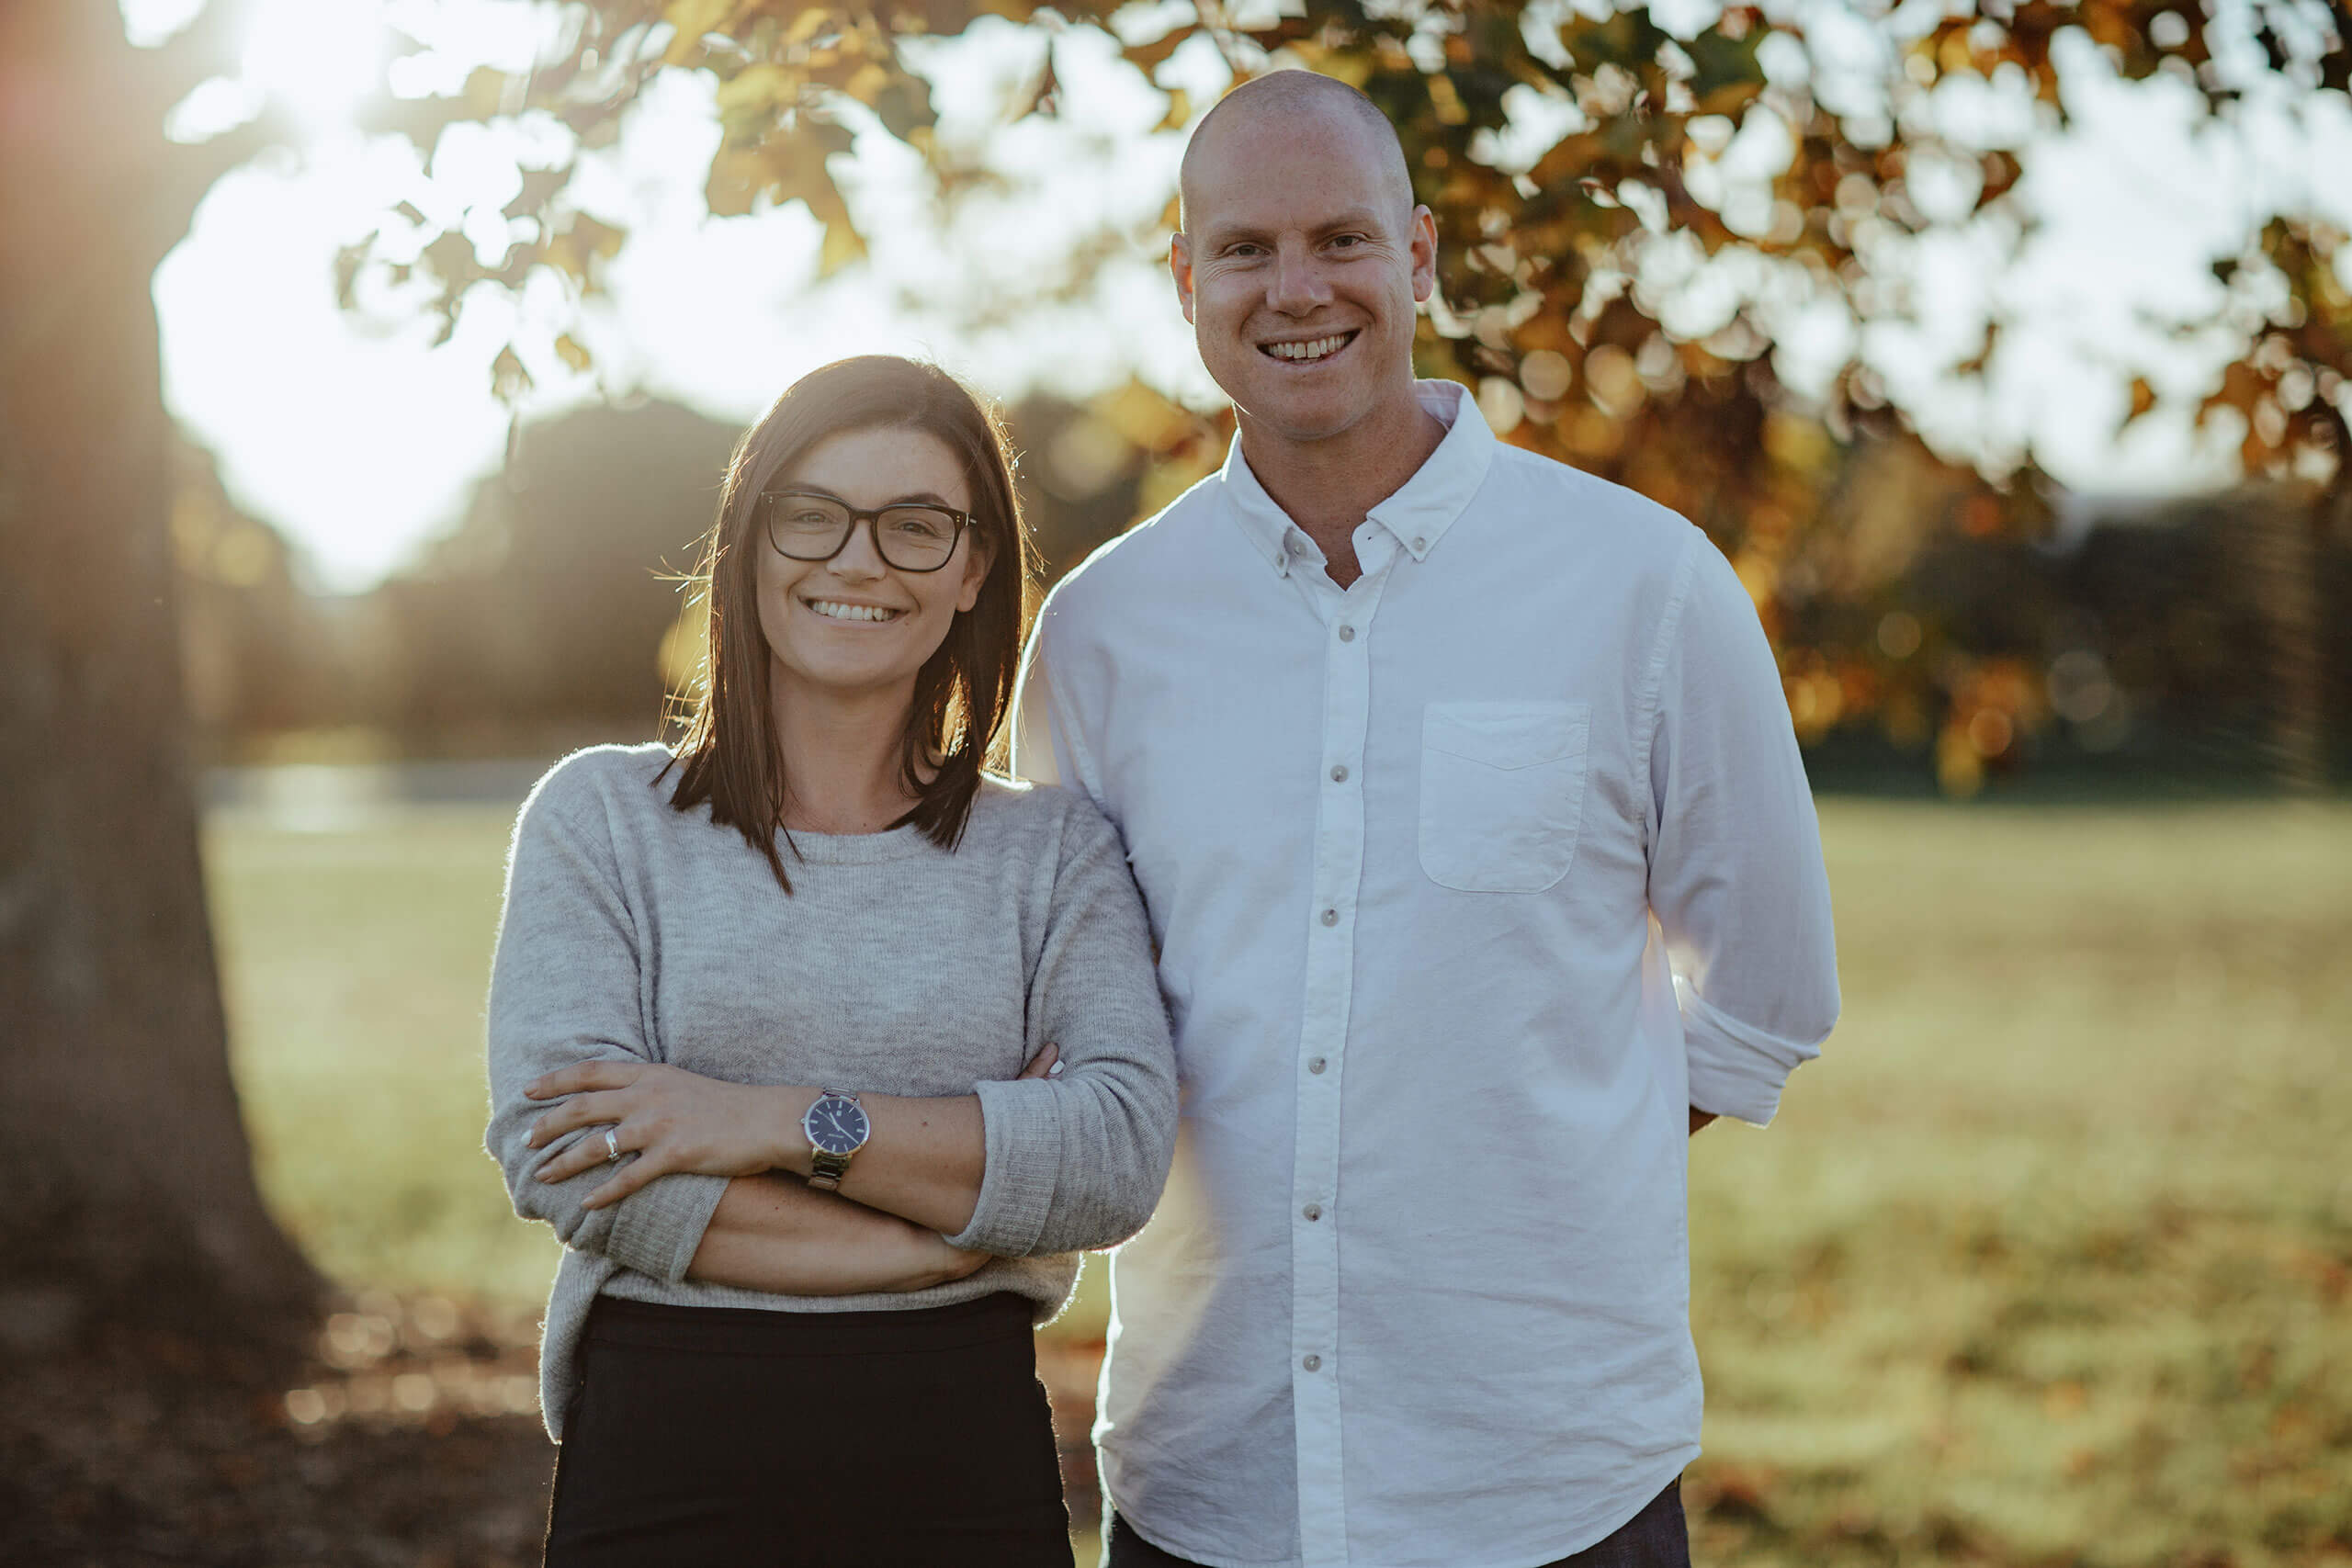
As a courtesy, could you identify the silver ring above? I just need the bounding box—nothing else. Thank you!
[604,1128,621,1163]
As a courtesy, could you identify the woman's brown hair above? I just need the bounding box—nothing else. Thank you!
[662,355,1035,889]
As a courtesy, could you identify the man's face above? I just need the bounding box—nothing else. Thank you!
[1172,109,1437,446]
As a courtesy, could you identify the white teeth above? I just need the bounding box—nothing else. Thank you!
[1264,333,1353,362]
[807,599,899,623]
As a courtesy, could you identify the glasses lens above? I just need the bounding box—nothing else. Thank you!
[767,494,852,558]
[875,506,960,570]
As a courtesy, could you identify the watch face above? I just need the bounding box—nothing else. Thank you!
[805,1095,869,1156]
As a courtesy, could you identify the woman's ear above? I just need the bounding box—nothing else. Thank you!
[955,527,996,615]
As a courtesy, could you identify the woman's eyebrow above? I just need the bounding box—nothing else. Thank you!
[776,485,960,509]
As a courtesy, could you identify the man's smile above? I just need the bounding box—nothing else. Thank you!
[1258,330,1359,365]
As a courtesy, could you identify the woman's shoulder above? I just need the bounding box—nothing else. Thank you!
[966,773,1121,858]
[518,741,679,829]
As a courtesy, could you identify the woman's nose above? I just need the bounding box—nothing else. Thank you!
[830,517,889,578]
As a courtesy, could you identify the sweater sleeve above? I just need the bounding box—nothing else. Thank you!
[483,771,729,1281]
[945,797,1177,1257]
[1642,533,1841,1125]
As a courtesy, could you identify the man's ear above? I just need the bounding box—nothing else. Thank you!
[1408,205,1439,304]
[1170,231,1197,325]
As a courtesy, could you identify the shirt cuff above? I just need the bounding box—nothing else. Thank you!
[944,1078,1061,1258]
[604,1170,731,1283]
[1679,985,1826,1128]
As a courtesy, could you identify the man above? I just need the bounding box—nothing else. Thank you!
[1012,70,1839,1568]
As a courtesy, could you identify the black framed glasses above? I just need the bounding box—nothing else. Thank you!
[760,489,973,573]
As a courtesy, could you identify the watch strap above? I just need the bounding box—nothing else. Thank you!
[808,1147,853,1191]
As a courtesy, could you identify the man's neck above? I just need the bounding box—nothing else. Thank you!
[1237,387,1449,588]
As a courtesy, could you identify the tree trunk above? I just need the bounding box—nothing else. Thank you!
[2238,491,2328,795]
[0,0,317,1355]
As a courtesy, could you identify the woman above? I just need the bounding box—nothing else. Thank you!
[483,356,1177,1566]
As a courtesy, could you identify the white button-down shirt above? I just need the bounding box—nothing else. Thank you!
[1013,380,1838,1568]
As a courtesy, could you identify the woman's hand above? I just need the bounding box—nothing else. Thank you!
[526,1061,796,1210]
[526,1044,1064,1212]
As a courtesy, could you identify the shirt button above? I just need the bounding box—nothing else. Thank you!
[1413,536,1428,551]
[1303,1204,1322,1221]
[1287,537,1305,554]
[1329,764,1349,784]
[1319,908,1338,927]
[1337,625,1355,642]
[1307,1056,1327,1074]
[1302,1354,1321,1371]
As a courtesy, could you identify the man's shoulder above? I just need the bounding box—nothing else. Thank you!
[1485,442,1701,567]
[1039,472,1227,622]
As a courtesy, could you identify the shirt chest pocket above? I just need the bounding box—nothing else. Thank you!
[1418,700,1592,894]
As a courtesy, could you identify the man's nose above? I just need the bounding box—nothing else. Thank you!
[1266,245,1329,314]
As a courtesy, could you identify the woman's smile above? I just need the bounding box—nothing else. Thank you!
[800,595,906,624]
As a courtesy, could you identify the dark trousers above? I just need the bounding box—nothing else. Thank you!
[544,1292,1070,1567]
[1105,1477,1690,1568]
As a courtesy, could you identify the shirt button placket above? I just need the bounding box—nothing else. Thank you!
[1295,564,1387,1568]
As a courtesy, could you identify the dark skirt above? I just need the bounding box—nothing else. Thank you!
[545,1292,1072,1568]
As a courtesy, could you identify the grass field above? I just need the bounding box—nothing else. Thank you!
[202,799,2352,1565]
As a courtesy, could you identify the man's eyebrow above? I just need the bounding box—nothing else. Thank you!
[1200,209,1386,245]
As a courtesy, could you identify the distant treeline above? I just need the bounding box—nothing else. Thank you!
[174,394,2348,793]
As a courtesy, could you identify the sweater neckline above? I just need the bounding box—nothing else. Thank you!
[775,819,936,865]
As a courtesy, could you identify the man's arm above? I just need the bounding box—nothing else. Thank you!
[1645,534,1841,1127]
[1010,624,1066,787]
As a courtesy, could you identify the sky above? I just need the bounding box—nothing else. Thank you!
[129,0,2352,592]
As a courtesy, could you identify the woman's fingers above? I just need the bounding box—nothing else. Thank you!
[526,1089,633,1149]
[534,1119,629,1183]
[1018,1042,1061,1080]
[579,1146,669,1210]
[525,1059,645,1100]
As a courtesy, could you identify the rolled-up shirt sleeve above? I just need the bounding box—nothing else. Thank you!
[946,797,1177,1257]
[484,776,729,1280]
[1643,533,1840,1125]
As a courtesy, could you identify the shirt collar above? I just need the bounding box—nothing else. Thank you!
[1218,379,1497,577]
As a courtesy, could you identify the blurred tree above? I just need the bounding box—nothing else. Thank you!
[367,399,736,750]
[172,436,344,743]
[0,0,322,1355]
[353,0,2346,788]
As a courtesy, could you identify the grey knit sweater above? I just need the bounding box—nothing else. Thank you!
[484,744,1177,1439]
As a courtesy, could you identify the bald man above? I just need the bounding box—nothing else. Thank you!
[1014,72,1839,1568]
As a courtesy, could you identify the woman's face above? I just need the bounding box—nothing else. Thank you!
[752,424,992,711]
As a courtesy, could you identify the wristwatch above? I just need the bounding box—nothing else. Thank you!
[802,1089,870,1191]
